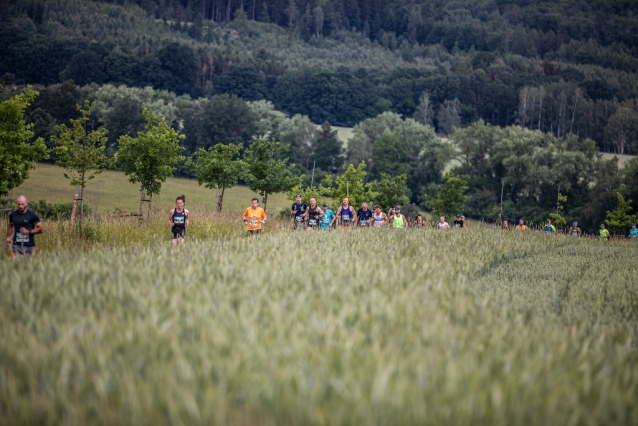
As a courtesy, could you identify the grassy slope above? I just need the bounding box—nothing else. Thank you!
[12,163,289,214]
[0,228,636,424]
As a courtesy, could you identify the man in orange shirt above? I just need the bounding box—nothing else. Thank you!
[243,197,267,235]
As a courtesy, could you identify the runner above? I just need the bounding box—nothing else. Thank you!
[412,214,426,228]
[599,223,610,240]
[243,198,267,235]
[515,219,528,231]
[372,205,388,228]
[336,198,355,229]
[437,215,450,229]
[320,202,336,230]
[453,214,465,229]
[502,219,510,230]
[544,219,556,234]
[389,206,408,228]
[6,195,43,257]
[291,194,307,229]
[568,222,582,236]
[356,201,373,227]
[168,194,189,246]
[304,197,324,230]
[630,223,638,239]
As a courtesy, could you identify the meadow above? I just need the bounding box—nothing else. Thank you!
[1,222,637,425]
[11,163,288,214]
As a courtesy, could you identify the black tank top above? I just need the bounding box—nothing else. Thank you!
[172,208,186,231]
[308,206,321,220]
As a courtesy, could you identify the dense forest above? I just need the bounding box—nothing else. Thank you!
[2,0,638,231]
[2,0,638,152]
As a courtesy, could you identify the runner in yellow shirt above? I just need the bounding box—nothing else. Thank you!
[243,198,267,235]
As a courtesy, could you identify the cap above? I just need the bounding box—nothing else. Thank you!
[295,194,302,198]
[456,214,461,218]
[573,222,577,226]
[519,219,524,223]
[322,202,328,207]
[633,223,637,227]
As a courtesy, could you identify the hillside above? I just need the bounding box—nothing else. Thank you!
[11,163,288,214]
[2,0,638,153]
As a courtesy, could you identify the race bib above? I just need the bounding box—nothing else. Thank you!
[359,221,368,226]
[15,232,29,243]
[455,223,461,227]
[250,219,259,225]
[295,216,304,222]
[309,219,317,226]
[174,216,185,224]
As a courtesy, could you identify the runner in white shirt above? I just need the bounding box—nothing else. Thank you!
[437,216,450,229]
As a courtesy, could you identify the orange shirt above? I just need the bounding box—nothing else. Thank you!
[243,207,266,231]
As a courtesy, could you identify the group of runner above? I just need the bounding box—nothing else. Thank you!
[7,193,638,256]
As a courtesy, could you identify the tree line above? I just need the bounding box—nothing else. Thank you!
[3,83,638,235]
[2,0,638,153]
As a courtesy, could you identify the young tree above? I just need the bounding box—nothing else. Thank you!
[320,162,376,209]
[0,87,48,197]
[115,109,185,222]
[549,191,567,228]
[244,138,301,212]
[425,168,469,218]
[605,192,637,234]
[51,100,109,219]
[370,173,410,210]
[187,143,246,212]
[413,91,433,126]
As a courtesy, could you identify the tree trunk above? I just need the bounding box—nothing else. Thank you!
[79,178,85,231]
[251,0,256,19]
[226,0,231,22]
[70,194,78,233]
[263,192,268,213]
[217,187,225,212]
[139,192,145,226]
[147,193,153,220]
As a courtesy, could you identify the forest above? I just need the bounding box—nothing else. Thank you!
[1,0,638,232]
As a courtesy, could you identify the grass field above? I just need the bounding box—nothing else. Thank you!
[602,152,635,168]
[1,223,637,425]
[11,163,289,214]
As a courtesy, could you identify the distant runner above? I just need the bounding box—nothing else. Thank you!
[502,219,510,230]
[599,223,610,240]
[437,216,450,230]
[544,219,556,234]
[630,223,638,239]
[6,195,43,257]
[243,198,267,235]
[372,205,388,228]
[453,214,465,229]
[412,214,426,228]
[568,222,582,236]
[304,197,324,230]
[320,203,336,230]
[389,206,408,228]
[515,219,528,231]
[357,201,373,227]
[336,198,355,229]
[291,194,307,229]
[168,194,189,246]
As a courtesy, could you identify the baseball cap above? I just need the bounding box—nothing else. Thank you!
[295,194,302,198]
[456,214,461,218]
[322,202,328,207]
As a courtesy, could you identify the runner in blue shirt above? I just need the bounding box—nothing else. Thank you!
[630,223,638,239]
[320,202,335,230]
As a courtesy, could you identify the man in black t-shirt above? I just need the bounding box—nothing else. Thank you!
[453,214,465,229]
[357,201,373,227]
[290,194,307,229]
[6,195,43,256]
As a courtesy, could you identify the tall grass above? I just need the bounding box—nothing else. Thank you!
[1,228,637,425]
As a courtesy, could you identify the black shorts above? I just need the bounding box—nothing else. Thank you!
[248,229,261,235]
[12,245,36,256]
[171,229,185,239]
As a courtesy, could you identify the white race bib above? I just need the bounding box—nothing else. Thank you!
[15,232,29,243]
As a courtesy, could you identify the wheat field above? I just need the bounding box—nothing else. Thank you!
[1,222,637,425]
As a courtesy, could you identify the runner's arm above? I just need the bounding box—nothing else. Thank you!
[317,208,324,217]
[403,216,409,228]
[168,209,174,227]
[185,210,190,227]
[5,219,13,243]
[31,221,43,235]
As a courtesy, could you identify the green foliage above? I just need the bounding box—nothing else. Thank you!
[370,173,410,211]
[605,192,637,233]
[0,86,48,196]
[51,101,110,197]
[319,162,376,209]
[186,143,247,211]
[286,184,326,206]
[244,138,301,210]
[115,109,185,196]
[549,192,568,227]
[425,168,469,218]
